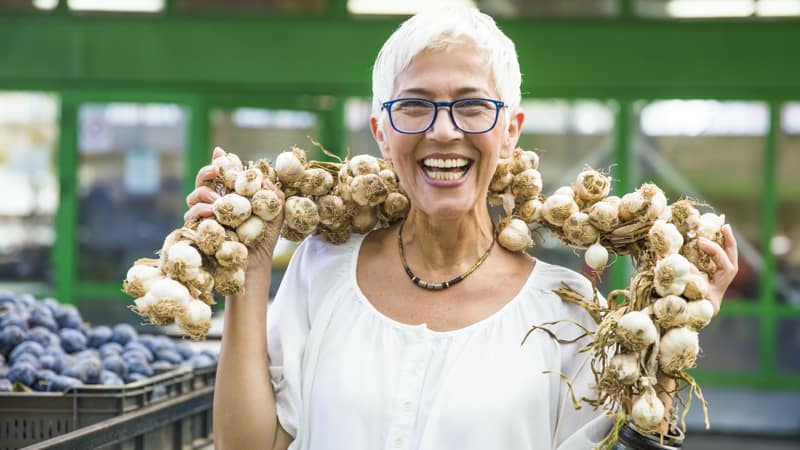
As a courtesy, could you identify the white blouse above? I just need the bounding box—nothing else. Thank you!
[268,234,612,450]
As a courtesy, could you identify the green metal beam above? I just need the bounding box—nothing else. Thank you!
[1,16,799,98]
[53,93,79,305]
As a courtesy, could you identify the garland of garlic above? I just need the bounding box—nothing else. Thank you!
[122,144,727,447]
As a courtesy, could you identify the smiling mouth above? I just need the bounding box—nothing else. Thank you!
[419,157,473,181]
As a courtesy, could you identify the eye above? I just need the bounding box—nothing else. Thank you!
[455,99,494,115]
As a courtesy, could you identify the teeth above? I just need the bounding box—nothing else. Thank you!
[423,168,467,181]
[423,157,470,169]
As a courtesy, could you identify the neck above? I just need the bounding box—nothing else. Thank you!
[400,206,495,277]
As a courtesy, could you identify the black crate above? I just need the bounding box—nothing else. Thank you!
[0,366,216,450]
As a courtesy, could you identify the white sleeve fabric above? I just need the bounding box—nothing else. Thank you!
[267,239,314,439]
[543,267,615,450]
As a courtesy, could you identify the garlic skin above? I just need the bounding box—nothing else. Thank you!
[382,192,410,220]
[510,168,543,201]
[299,168,334,197]
[696,212,726,244]
[195,219,227,255]
[234,167,264,197]
[562,212,600,247]
[573,169,611,204]
[683,272,709,300]
[176,299,213,341]
[146,278,193,325]
[653,253,693,297]
[498,218,533,252]
[124,265,164,298]
[351,174,389,207]
[585,242,609,272]
[606,353,640,385]
[616,310,658,351]
[618,191,645,223]
[542,194,579,227]
[658,326,700,374]
[351,206,378,234]
[284,196,320,235]
[349,154,381,176]
[379,169,400,194]
[631,385,665,433]
[236,215,268,247]
[489,170,513,192]
[215,240,248,268]
[212,152,243,189]
[588,200,620,232]
[518,198,543,224]
[250,189,282,222]
[213,193,253,228]
[164,241,202,282]
[619,183,667,222]
[670,199,701,237]
[214,267,246,295]
[510,147,539,174]
[275,151,306,185]
[317,194,348,228]
[652,295,690,329]
[686,299,714,330]
[552,186,575,199]
[648,219,684,258]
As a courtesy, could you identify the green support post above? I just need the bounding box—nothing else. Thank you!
[318,95,347,160]
[53,92,79,304]
[187,96,211,198]
[761,101,779,378]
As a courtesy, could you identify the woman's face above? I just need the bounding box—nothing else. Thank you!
[371,45,524,220]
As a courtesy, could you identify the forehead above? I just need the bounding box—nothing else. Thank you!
[393,45,497,98]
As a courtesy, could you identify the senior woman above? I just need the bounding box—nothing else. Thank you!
[185,7,738,450]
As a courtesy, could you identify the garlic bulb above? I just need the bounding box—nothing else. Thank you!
[351,206,378,233]
[696,212,726,244]
[212,152,243,189]
[670,199,701,237]
[195,219,227,255]
[236,215,268,247]
[213,193,252,228]
[275,150,305,185]
[686,299,714,330]
[680,238,717,276]
[176,299,213,341]
[146,278,192,325]
[379,169,400,194]
[652,295,690,329]
[631,384,665,433]
[552,186,575,199]
[317,194,348,228]
[562,212,600,247]
[683,272,709,300]
[518,198,543,224]
[619,183,667,223]
[349,154,381,176]
[234,167,264,197]
[215,240,248,268]
[653,253,693,297]
[584,242,609,272]
[648,219,684,258]
[498,218,533,252]
[541,194,579,227]
[123,264,164,298]
[658,326,700,374]
[250,189,282,222]
[163,241,202,282]
[214,267,246,295]
[351,174,389,207]
[588,200,620,232]
[573,169,610,204]
[284,196,320,235]
[510,168,543,201]
[299,168,334,197]
[383,192,410,220]
[606,353,640,386]
[489,170,513,192]
[616,310,658,351]
[510,147,539,173]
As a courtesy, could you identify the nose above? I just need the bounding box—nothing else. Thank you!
[426,106,462,141]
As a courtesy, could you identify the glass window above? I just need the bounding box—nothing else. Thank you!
[76,102,187,284]
[0,92,59,292]
[777,318,800,374]
[0,0,58,10]
[519,100,616,290]
[636,0,800,18]
[697,316,760,372]
[68,0,164,12]
[176,0,326,14]
[632,100,765,302]
[777,103,800,307]
[478,0,616,17]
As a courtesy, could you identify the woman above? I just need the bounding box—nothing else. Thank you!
[185,8,739,450]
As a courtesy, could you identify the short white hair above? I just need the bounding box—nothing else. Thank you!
[371,7,522,123]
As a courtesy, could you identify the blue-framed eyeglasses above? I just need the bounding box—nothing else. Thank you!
[381,98,506,134]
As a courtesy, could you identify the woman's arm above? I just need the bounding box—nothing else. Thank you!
[185,147,293,450]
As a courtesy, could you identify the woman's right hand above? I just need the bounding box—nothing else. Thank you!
[184,147,285,273]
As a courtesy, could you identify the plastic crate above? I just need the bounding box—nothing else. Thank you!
[0,365,216,450]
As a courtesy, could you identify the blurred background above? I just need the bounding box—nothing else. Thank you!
[0,0,798,448]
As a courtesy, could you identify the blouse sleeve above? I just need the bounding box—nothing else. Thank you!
[267,239,314,439]
[548,270,615,450]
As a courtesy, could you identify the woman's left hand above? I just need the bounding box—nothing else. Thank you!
[696,224,739,315]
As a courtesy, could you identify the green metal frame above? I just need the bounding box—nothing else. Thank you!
[2,2,799,389]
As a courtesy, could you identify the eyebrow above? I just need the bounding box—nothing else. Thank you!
[397,87,491,98]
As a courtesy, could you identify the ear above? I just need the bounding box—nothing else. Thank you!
[370,116,391,159]
[500,108,525,159]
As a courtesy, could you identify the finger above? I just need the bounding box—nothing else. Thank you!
[184,203,214,222]
[212,146,226,160]
[698,237,735,278]
[721,224,738,270]
[186,186,221,208]
[195,165,220,188]
[262,178,285,200]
